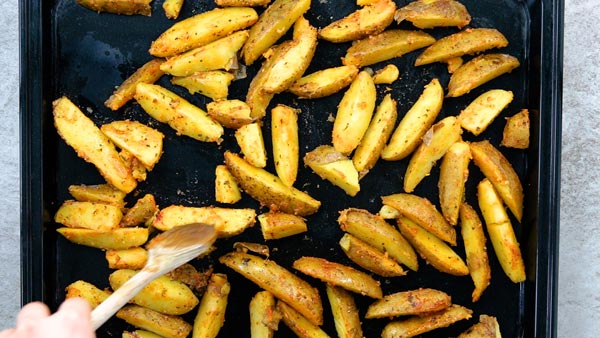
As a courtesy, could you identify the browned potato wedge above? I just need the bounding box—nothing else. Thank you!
[438,141,471,226]
[163,0,184,19]
[57,227,149,250]
[258,211,307,240]
[120,194,158,227]
[303,145,360,196]
[116,305,192,338]
[65,280,111,309]
[277,301,330,338]
[339,233,406,277]
[338,208,418,271]
[216,0,272,6]
[326,285,363,338]
[192,273,230,338]
[319,0,396,43]
[446,56,464,73]
[55,200,122,230]
[106,247,148,270]
[215,165,242,204]
[394,0,471,29]
[149,7,258,57]
[235,122,268,168]
[101,120,164,170]
[53,97,137,193]
[171,71,235,101]
[76,0,152,15]
[68,184,126,208]
[415,28,508,66]
[244,41,285,119]
[288,65,359,99]
[293,256,383,299]
[365,288,451,319]
[249,291,280,338]
[372,64,400,84]
[219,251,323,326]
[120,149,147,182]
[457,315,501,338]
[501,109,530,149]
[377,204,402,219]
[447,53,520,97]
[404,116,462,192]
[105,59,164,111]
[382,193,456,245]
[242,0,311,65]
[470,140,523,221]
[381,78,444,161]
[271,105,299,187]
[381,304,472,338]
[397,217,468,276]
[343,30,435,68]
[459,203,491,302]
[206,99,253,129]
[459,89,514,136]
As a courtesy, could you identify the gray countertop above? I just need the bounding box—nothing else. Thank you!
[1,0,597,336]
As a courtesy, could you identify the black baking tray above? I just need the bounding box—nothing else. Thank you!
[20,0,562,337]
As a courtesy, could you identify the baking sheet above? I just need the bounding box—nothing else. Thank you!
[20,0,563,337]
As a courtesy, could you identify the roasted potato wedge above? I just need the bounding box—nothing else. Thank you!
[171,71,235,101]
[57,227,149,250]
[459,203,491,302]
[258,211,307,240]
[446,56,464,73]
[123,330,164,338]
[120,194,158,227]
[68,184,126,208]
[372,64,400,84]
[116,305,192,338]
[447,53,520,97]
[457,315,501,338]
[249,291,280,338]
[365,288,452,319]
[119,148,148,182]
[192,273,230,338]
[215,165,242,204]
[271,105,299,187]
[106,247,148,270]
[394,0,471,29]
[65,280,111,309]
[216,0,272,6]
[76,0,152,16]
[377,204,402,219]
[105,59,164,111]
[326,285,363,338]
[438,141,471,226]
[319,0,396,43]
[381,304,472,338]
[206,99,253,129]
[235,122,268,168]
[101,120,164,170]
[501,109,530,149]
[288,65,358,99]
[339,233,406,277]
[163,0,184,19]
[459,89,514,136]
[55,200,123,230]
[303,145,360,196]
[277,301,330,338]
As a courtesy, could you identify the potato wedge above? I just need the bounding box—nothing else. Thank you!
[206,100,253,129]
[101,120,164,170]
[249,291,280,338]
[149,7,258,57]
[397,217,468,276]
[459,203,491,302]
[326,285,363,338]
[105,59,164,111]
[365,288,451,319]
[381,78,444,161]
[459,89,514,136]
[501,109,530,149]
[53,97,137,193]
[120,148,147,182]
[292,256,382,299]
[303,145,360,196]
[338,208,418,271]
[394,0,471,29]
[65,280,111,309]
[271,105,299,186]
[470,140,523,221]
[343,30,435,68]
[120,194,158,227]
[446,56,463,73]
[171,71,235,101]
[372,64,400,84]
[134,83,223,143]
[216,0,272,6]
[447,53,520,97]
[319,0,396,43]
[415,28,509,66]
[277,301,330,338]
[76,0,152,15]
[242,0,311,65]
[382,193,456,245]
[332,71,376,155]
[106,247,148,270]
[219,251,323,326]
[163,0,184,19]
[235,122,268,168]
[258,211,307,240]
[377,204,402,219]
[55,200,123,230]
[68,184,126,208]
[438,141,471,226]
[224,151,321,216]
[57,227,149,250]
[288,65,358,99]
[477,179,526,283]
[116,305,192,338]
[457,315,501,338]
[381,304,472,338]
[192,273,230,338]
[404,116,462,192]
[339,233,406,277]
[123,330,164,338]
[215,165,242,204]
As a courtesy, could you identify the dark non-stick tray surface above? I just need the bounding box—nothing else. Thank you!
[20,0,563,337]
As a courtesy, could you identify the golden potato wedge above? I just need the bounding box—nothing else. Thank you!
[470,140,523,221]
[215,165,242,204]
[149,7,258,57]
[459,203,491,302]
[332,70,376,155]
[292,256,382,299]
[338,208,418,271]
[249,291,281,338]
[365,288,451,319]
[459,89,514,136]
[76,0,152,15]
[446,56,463,73]
[415,28,509,66]
[120,149,147,182]
[501,109,530,149]
[163,0,184,19]
[219,251,323,326]
[438,141,471,226]
[303,145,360,196]
[120,194,158,227]
[394,0,471,29]
[152,205,256,237]
[224,151,321,216]
[123,330,164,338]
[277,301,330,338]
[457,315,501,338]
[343,30,435,68]
[271,105,299,187]
[372,64,400,84]
[101,120,164,170]
[352,94,398,177]
[116,305,192,338]
[105,59,164,111]
[206,100,253,129]
[68,184,126,208]
[171,71,235,101]
[235,122,268,168]
[404,116,462,193]
[377,204,402,219]
[242,0,311,65]
[160,30,249,77]
[57,227,149,250]
[134,83,223,143]
[55,200,122,230]
[397,217,468,276]
[477,179,526,283]
[381,193,456,245]
[381,304,472,338]
[65,280,111,309]
[381,78,444,161]
[447,53,520,97]
[216,0,272,6]
[319,0,396,43]
[53,97,137,193]
[106,247,148,270]
[339,233,406,277]
[258,211,307,240]
[192,273,230,338]
[288,65,358,99]
[326,285,363,338]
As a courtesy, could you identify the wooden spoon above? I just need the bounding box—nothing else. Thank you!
[90,223,217,330]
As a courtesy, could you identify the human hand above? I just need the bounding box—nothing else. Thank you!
[0,298,95,338]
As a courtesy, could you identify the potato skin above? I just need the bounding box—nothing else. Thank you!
[459,203,491,302]
[319,0,396,43]
[288,65,358,99]
[339,233,406,277]
[105,59,164,111]
[381,304,472,338]
[394,0,471,29]
[277,301,330,338]
[326,285,363,338]
[447,53,520,97]
[365,288,451,319]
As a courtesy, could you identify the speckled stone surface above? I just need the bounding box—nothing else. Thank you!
[0,0,597,336]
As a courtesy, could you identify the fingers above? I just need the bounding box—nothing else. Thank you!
[16,302,50,333]
[0,328,16,338]
[54,298,95,338]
